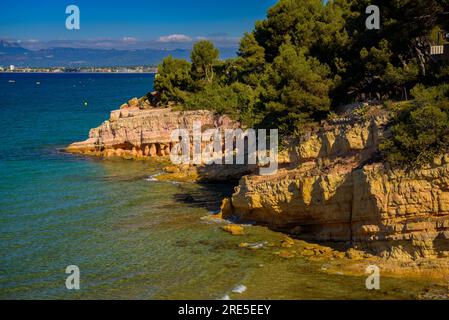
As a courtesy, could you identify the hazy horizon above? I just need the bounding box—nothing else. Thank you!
[0,0,276,51]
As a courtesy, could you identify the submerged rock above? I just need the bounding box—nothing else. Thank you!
[281,237,295,248]
[220,198,234,217]
[222,225,245,236]
[345,248,365,260]
[276,250,297,259]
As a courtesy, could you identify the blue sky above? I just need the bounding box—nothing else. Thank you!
[0,0,276,49]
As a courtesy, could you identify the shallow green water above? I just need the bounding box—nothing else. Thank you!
[0,73,440,299]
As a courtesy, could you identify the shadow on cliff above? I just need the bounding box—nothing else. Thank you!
[433,232,449,257]
[316,119,381,167]
[226,122,396,255]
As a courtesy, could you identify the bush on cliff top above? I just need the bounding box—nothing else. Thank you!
[380,84,449,167]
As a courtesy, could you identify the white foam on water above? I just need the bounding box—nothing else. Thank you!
[232,284,247,294]
[248,243,264,250]
[145,172,163,182]
[200,214,229,224]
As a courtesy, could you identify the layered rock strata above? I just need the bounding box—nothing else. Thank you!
[66,103,256,181]
[66,106,238,160]
[224,107,449,259]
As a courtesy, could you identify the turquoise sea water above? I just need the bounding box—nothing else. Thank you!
[0,73,441,300]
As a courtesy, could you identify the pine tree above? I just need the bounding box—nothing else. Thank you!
[190,40,220,84]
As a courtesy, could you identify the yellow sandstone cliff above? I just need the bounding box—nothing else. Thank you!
[65,98,255,181]
[224,106,449,260]
[66,99,237,159]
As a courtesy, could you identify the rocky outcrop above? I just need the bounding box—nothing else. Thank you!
[66,102,256,181]
[66,106,238,160]
[352,163,449,259]
[224,106,449,260]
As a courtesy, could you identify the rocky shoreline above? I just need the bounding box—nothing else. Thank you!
[67,98,449,281]
[223,108,449,261]
[66,97,236,161]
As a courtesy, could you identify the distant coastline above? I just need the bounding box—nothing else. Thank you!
[0,65,158,74]
[0,71,157,74]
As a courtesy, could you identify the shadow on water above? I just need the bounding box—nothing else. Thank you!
[172,182,236,212]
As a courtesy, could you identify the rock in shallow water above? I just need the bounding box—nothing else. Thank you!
[281,237,295,248]
[222,225,245,236]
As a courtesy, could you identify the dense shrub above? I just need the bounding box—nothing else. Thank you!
[380,85,449,167]
[183,82,259,126]
[154,56,192,104]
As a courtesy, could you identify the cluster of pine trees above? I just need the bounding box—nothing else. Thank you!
[154,0,449,165]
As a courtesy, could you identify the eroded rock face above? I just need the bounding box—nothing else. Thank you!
[66,106,256,181]
[225,110,449,260]
[352,163,449,259]
[66,107,238,160]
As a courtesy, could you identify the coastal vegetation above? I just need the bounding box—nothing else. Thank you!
[380,84,449,167]
[155,0,449,166]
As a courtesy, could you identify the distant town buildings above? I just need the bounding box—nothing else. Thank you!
[0,66,158,73]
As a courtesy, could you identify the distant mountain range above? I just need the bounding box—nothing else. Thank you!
[0,41,237,67]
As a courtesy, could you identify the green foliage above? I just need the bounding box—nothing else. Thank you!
[183,82,260,126]
[154,55,192,104]
[338,0,449,101]
[190,40,220,85]
[235,33,266,85]
[380,85,449,167]
[411,84,449,110]
[262,42,333,134]
[430,26,447,45]
[254,0,347,62]
[354,39,420,100]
